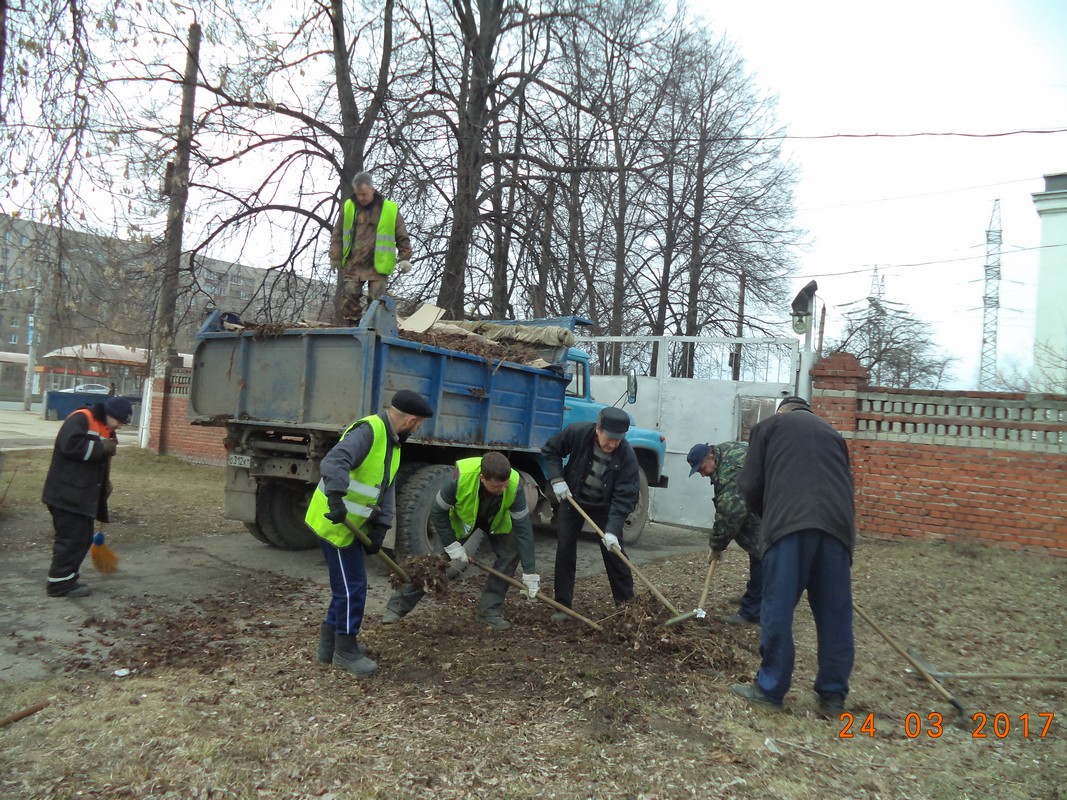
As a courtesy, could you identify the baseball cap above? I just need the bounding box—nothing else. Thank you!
[687,443,710,476]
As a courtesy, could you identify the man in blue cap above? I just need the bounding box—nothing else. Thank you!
[42,395,134,598]
[687,440,762,625]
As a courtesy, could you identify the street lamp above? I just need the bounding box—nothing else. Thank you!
[0,285,41,411]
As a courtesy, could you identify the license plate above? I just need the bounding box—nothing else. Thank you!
[228,454,252,469]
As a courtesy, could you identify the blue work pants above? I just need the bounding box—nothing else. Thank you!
[320,539,368,636]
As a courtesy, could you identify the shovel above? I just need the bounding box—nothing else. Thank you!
[566,495,681,617]
[341,518,410,583]
[664,552,719,627]
[853,601,968,726]
[467,557,602,631]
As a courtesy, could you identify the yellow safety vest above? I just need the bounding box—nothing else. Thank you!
[304,415,399,548]
[341,197,399,275]
[449,457,519,541]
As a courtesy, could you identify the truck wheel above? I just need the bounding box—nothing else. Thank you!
[396,464,487,560]
[255,481,318,550]
[622,471,650,545]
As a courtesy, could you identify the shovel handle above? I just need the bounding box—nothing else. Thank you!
[565,495,681,616]
[467,558,601,631]
[853,601,966,720]
[697,553,719,609]
[341,519,410,583]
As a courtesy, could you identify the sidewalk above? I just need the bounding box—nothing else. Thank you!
[0,407,62,452]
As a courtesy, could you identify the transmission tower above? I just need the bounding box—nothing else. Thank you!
[979,200,1002,389]
[866,267,886,384]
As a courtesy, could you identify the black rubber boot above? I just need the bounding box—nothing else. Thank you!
[333,634,378,677]
[317,622,335,664]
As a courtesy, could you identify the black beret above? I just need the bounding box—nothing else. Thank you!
[391,389,434,418]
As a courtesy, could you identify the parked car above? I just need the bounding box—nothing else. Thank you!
[59,383,110,394]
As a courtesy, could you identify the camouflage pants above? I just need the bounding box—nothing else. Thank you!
[339,266,386,325]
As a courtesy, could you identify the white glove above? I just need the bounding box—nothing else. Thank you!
[551,479,571,502]
[397,260,412,274]
[521,573,540,602]
[444,541,469,565]
[602,532,621,552]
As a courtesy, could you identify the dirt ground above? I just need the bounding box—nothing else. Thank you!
[0,447,1064,800]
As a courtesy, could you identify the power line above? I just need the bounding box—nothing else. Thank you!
[799,242,1066,279]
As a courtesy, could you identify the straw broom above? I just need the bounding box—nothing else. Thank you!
[90,523,120,573]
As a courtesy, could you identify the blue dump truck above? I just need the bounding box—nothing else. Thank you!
[188,298,669,557]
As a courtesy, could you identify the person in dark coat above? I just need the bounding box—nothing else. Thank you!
[541,407,641,619]
[42,396,134,598]
[733,396,856,718]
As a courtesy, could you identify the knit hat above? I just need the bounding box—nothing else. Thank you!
[391,389,434,418]
[687,443,711,476]
[104,396,134,425]
[597,407,630,439]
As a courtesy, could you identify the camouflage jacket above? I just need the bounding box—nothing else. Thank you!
[705,441,761,557]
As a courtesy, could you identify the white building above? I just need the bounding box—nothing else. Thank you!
[1031,173,1067,393]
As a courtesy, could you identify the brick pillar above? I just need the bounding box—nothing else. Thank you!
[810,352,868,435]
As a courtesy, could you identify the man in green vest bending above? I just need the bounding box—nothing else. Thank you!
[305,389,434,678]
[329,170,413,325]
[383,452,540,631]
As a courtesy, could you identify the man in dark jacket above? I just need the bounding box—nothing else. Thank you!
[541,407,640,619]
[42,396,134,598]
[687,441,762,625]
[734,396,856,718]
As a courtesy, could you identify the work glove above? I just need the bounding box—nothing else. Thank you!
[521,573,541,602]
[397,260,412,274]
[363,523,388,556]
[100,438,117,457]
[444,541,469,565]
[551,479,571,502]
[602,532,621,552]
[324,493,348,524]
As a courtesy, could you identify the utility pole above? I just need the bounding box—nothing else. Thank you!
[154,21,200,374]
[22,288,39,411]
[979,199,1001,389]
[731,272,746,381]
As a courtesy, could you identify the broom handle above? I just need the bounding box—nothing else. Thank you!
[697,554,719,609]
[341,519,410,583]
[565,495,681,616]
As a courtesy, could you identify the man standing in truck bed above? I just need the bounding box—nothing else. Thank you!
[329,171,413,325]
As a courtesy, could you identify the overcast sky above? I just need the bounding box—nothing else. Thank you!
[689,0,1067,387]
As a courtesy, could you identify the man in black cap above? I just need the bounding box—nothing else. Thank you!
[305,388,434,678]
[687,440,762,625]
[42,395,135,598]
[733,394,856,718]
[541,406,640,619]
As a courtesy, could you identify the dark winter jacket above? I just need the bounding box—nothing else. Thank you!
[738,408,856,558]
[41,403,115,521]
[541,421,641,535]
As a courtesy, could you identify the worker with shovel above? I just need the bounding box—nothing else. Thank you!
[542,407,640,619]
[686,441,763,626]
[304,389,434,678]
[733,396,856,718]
[382,452,540,630]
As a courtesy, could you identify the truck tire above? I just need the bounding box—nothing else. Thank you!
[244,521,274,546]
[622,471,650,545]
[254,480,318,550]
[395,464,487,560]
